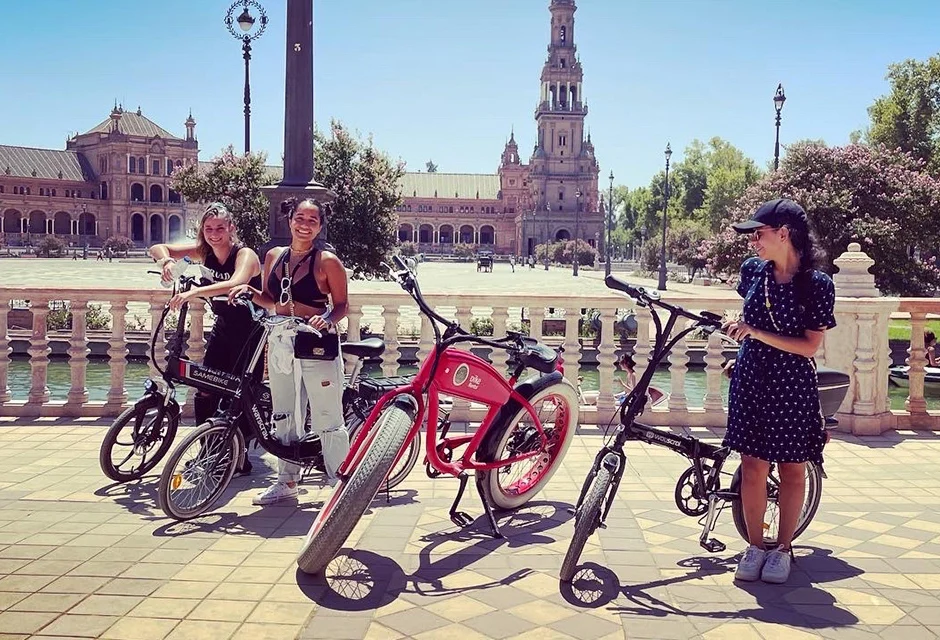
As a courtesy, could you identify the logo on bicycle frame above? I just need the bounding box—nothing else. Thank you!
[452,363,470,387]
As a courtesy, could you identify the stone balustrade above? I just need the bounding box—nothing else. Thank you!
[0,244,937,434]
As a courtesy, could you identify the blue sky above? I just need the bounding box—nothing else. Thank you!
[2,0,938,188]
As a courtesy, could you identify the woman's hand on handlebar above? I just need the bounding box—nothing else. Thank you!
[307,314,332,332]
[160,258,178,284]
[723,320,756,342]
[227,284,254,305]
[169,288,196,311]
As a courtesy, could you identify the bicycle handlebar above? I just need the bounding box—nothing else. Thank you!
[604,274,723,330]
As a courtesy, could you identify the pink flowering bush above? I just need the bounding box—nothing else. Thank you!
[700,142,940,295]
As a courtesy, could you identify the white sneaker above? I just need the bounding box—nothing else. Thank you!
[734,545,767,582]
[761,546,793,583]
[252,482,299,506]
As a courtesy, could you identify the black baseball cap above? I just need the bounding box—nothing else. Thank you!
[732,198,808,233]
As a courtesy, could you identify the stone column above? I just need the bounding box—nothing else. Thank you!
[828,243,899,435]
[263,0,335,250]
[27,300,50,411]
[66,301,90,407]
[106,301,129,409]
[0,299,10,404]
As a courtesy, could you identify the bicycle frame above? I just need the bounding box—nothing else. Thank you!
[339,256,565,515]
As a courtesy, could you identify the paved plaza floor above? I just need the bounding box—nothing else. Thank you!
[0,420,939,639]
[1,258,735,300]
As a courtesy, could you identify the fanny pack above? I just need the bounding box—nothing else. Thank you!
[294,330,340,360]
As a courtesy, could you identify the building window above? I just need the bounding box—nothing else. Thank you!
[560,58,566,69]
[39,188,44,196]
[128,157,135,173]
[51,189,56,197]
[76,190,81,198]
[0,186,4,194]
[137,157,146,174]
[25,187,30,195]
[153,160,161,176]
[166,159,173,175]
[559,135,567,147]
[560,25,567,45]
[101,182,109,200]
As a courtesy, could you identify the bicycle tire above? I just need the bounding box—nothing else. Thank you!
[296,396,415,575]
[157,423,239,521]
[478,380,578,511]
[99,399,179,482]
[730,460,823,547]
[560,464,612,582]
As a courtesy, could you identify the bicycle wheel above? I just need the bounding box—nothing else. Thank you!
[157,423,239,521]
[730,460,823,547]
[99,398,179,482]
[297,397,415,575]
[560,464,612,582]
[479,380,578,511]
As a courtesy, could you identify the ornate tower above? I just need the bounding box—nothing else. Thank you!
[527,0,600,249]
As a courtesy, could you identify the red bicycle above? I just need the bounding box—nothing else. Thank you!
[297,256,579,574]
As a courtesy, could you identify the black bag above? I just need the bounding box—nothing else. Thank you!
[294,331,340,360]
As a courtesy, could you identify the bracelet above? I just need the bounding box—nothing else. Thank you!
[157,257,176,267]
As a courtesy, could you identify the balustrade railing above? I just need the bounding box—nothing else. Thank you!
[1,261,938,434]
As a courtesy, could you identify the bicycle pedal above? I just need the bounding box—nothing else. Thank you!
[700,538,726,553]
[449,511,474,528]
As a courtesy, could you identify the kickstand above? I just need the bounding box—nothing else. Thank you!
[384,476,390,503]
[448,473,474,528]
[475,475,503,539]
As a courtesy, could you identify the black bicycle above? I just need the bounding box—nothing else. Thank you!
[99,271,432,489]
[154,294,437,521]
[560,275,838,582]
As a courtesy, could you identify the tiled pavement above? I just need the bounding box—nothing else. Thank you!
[2,420,940,639]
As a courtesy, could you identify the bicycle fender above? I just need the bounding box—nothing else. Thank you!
[476,371,564,463]
[132,392,179,420]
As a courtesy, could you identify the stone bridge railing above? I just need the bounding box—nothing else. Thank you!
[0,244,935,434]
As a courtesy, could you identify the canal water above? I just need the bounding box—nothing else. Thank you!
[6,358,935,411]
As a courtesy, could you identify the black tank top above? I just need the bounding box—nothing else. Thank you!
[202,245,262,331]
[267,247,329,307]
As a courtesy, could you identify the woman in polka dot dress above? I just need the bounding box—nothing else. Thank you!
[722,199,836,585]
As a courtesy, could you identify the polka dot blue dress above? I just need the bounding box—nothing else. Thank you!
[724,257,837,465]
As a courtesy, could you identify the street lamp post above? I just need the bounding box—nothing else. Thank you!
[80,203,88,260]
[225,0,268,154]
[773,83,786,171]
[573,189,582,276]
[605,170,614,277]
[657,143,672,292]
[544,202,551,270]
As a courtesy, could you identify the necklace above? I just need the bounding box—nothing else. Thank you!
[763,269,781,332]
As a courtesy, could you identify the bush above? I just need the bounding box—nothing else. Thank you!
[469,317,494,336]
[398,241,418,257]
[38,235,66,258]
[104,235,134,257]
[454,243,476,260]
[44,302,111,331]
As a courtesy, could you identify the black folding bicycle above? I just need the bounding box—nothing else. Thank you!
[560,275,838,582]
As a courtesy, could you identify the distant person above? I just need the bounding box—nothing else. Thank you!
[509,255,515,273]
[926,330,938,368]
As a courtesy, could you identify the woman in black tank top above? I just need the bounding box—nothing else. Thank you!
[228,197,350,505]
[149,203,263,464]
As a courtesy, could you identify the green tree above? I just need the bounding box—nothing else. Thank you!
[171,147,272,252]
[699,141,940,295]
[314,121,404,279]
[666,219,709,280]
[865,55,940,173]
[38,235,66,257]
[103,235,134,256]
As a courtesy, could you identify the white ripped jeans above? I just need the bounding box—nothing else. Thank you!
[267,343,348,484]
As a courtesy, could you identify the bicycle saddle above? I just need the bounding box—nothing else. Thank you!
[342,337,386,359]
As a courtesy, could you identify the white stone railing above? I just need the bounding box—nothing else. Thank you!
[0,243,936,434]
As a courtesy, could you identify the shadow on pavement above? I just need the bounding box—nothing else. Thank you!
[297,500,572,611]
[560,547,862,631]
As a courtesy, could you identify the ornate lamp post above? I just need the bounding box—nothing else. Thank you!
[605,170,614,277]
[225,1,268,154]
[657,143,672,292]
[773,83,786,171]
[573,189,582,276]
[544,202,551,270]
[79,203,88,260]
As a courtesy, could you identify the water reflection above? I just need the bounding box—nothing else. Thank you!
[6,359,935,411]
